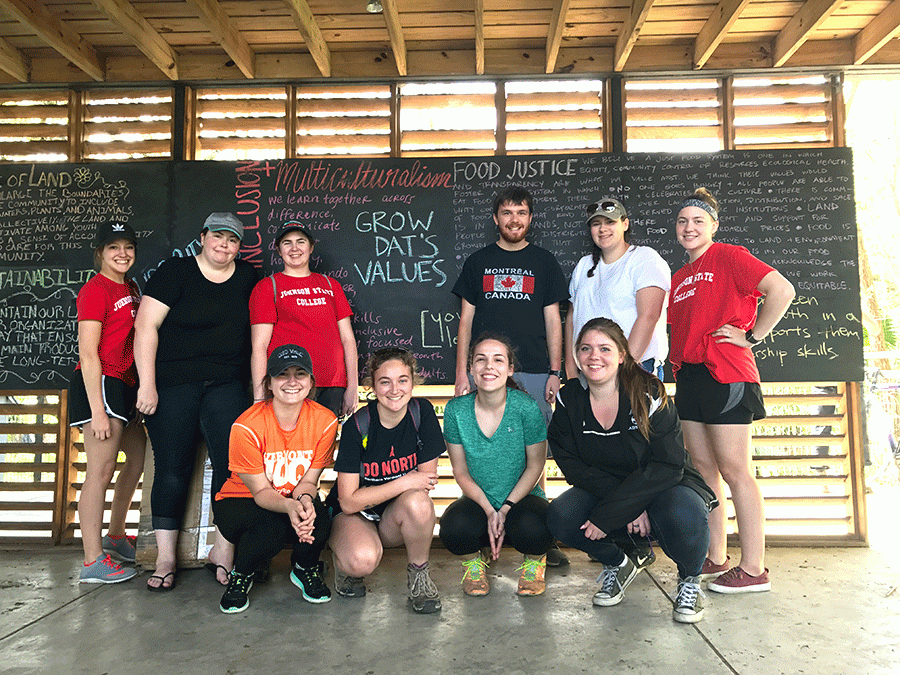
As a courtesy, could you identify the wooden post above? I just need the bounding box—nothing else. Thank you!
[845,380,868,543]
[51,389,74,545]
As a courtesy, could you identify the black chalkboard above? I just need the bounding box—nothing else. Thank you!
[0,163,169,387]
[0,150,862,388]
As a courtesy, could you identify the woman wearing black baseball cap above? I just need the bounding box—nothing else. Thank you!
[249,222,358,419]
[70,222,145,584]
[212,344,338,613]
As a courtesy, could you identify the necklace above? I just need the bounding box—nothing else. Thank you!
[686,245,711,279]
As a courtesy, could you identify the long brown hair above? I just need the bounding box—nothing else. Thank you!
[468,332,521,392]
[576,317,667,440]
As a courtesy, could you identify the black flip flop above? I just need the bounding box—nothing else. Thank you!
[204,562,231,585]
[146,570,177,592]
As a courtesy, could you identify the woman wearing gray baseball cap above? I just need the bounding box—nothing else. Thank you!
[134,212,260,591]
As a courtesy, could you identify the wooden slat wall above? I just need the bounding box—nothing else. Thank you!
[295,84,392,157]
[399,82,498,156]
[624,78,723,152]
[0,91,69,162]
[194,86,288,160]
[82,89,174,160]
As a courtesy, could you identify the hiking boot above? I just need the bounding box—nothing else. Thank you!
[545,542,569,567]
[516,555,546,596]
[333,554,366,598]
[102,534,136,563]
[407,562,441,614]
[461,553,490,596]
[79,554,137,584]
[290,560,332,604]
[700,555,730,581]
[593,556,638,607]
[673,575,705,623]
[219,571,253,614]
[707,566,771,594]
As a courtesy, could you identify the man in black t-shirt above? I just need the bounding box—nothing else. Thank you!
[452,186,568,422]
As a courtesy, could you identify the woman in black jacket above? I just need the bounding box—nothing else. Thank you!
[547,317,716,624]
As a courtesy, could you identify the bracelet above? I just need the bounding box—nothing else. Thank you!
[502,499,516,509]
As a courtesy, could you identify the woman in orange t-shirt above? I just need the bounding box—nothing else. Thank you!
[212,344,338,614]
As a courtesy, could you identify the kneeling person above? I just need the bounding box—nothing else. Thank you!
[213,345,338,614]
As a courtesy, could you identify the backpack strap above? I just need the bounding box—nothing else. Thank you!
[353,398,422,455]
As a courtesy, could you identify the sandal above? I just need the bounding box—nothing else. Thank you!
[204,562,231,585]
[146,570,177,592]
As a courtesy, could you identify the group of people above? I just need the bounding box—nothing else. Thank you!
[70,183,795,624]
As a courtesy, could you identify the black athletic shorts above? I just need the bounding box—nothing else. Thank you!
[68,370,139,428]
[674,362,766,425]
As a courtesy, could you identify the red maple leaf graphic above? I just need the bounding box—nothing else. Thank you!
[501,276,516,288]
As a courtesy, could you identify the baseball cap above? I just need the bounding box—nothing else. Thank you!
[203,212,244,241]
[275,222,315,248]
[585,197,627,225]
[94,221,137,248]
[267,344,314,378]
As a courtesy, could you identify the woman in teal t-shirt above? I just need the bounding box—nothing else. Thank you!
[440,333,553,597]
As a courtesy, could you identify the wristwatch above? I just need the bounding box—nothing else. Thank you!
[548,369,564,379]
[745,329,761,345]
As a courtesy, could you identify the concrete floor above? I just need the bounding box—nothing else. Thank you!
[2,489,899,675]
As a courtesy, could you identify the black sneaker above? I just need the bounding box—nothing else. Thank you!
[626,543,656,571]
[220,571,253,614]
[673,575,705,623]
[407,562,441,614]
[545,542,569,567]
[592,556,638,607]
[290,560,332,604]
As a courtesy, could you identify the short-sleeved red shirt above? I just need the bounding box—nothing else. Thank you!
[668,242,774,384]
[75,273,140,387]
[249,272,353,387]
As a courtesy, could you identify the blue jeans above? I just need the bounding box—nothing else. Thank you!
[547,485,709,578]
[144,379,250,530]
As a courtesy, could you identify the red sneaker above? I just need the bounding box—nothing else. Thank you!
[707,566,771,594]
[699,556,730,581]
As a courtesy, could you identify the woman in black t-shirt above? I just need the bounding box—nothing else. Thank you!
[134,213,260,592]
[546,318,715,624]
[328,348,444,614]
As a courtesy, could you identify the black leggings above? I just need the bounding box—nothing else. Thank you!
[213,496,331,574]
[439,494,552,556]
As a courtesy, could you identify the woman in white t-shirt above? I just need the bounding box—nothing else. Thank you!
[565,197,671,380]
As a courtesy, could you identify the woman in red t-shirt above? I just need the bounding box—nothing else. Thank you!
[668,188,795,594]
[249,223,358,418]
[69,222,146,584]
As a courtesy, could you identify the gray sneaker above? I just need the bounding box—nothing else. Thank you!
[79,554,138,584]
[333,554,366,598]
[592,556,638,606]
[407,562,441,614]
[673,576,705,623]
[102,534,136,563]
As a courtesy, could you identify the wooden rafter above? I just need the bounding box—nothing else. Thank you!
[187,0,255,78]
[694,0,752,69]
[772,0,844,67]
[381,0,407,77]
[545,0,571,74]
[0,35,28,82]
[0,0,104,81]
[91,0,178,81]
[614,0,656,72]
[854,0,900,65]
[282,0,330,77]
[475,0,484,75]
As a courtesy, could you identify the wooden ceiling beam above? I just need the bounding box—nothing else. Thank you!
[853,0,900,65]
[694,0,752,69]
[282,0,330,77]
[475,0,484,75]
[0,35,29,82]
[0,0,104,81]
[381,0,408,77]
[614,0,656,72]
[187,0,255,78]
[91,0,178,80]
[772,0,843,67]
[545,0,571,74]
